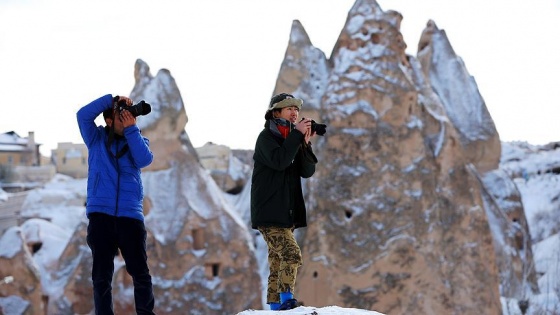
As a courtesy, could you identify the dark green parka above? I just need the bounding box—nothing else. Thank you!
[251,119,318,230]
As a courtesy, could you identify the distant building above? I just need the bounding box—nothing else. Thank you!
[51,142,88,178]
[195,142,250,194]
[0,131,41,166]
[0,131,57,187]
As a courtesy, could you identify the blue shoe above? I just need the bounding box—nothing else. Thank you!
[280,291,293,304]
[269,302,281,310]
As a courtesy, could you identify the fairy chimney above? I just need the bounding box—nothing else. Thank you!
[272,0,505,314]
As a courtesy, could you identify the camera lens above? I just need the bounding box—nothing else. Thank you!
[118,100,151,117]
[311,120,327,136]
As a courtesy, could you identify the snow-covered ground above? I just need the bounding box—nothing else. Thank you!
[237,305,384,315]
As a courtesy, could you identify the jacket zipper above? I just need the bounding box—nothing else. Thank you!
[114,138,120,216]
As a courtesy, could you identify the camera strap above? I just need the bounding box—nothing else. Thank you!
[105,121,129,160]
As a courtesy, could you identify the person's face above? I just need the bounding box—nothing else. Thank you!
[106,110,125,135]
[275,106,300,123]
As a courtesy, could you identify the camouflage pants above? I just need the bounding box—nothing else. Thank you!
[258,226,303,303]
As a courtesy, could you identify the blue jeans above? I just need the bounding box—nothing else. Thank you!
[87,212,155,315]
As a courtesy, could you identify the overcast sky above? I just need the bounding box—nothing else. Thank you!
[1,0,559,156]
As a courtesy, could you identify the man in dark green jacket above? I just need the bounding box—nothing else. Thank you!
[251,93,318,310]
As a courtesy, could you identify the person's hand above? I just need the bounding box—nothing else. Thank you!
[295,118,313,143]
[117,96,133,106]
[306,129,316,144]
[114,96,135,127]
[119,108,136,128]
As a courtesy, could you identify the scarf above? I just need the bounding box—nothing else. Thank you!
[269,118,293,139]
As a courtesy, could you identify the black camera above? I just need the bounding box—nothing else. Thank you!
[310,120,327,136]
[116,100,151,117]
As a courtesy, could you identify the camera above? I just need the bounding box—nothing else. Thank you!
[311,120,327,136]
[116,100,151,117]
[302,118,327,136]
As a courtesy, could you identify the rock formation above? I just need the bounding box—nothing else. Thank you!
[56,221,93,314]
[267,0,535,314]
[498,141,560,313]
[417,20,501,173]
[130,59,196,171]
[0,227,43,315]
[480,169,539,300]
[272,20,330,126]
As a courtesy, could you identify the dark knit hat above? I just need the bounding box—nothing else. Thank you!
[267,93,303,112]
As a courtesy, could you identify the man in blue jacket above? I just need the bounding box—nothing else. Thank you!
[77,94,155,315]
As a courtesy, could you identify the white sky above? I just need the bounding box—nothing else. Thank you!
[1,0,559,156]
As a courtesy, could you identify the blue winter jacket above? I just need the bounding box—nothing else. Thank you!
[77,94,153,221]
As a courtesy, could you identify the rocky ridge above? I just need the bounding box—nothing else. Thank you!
[269,0,536,314]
